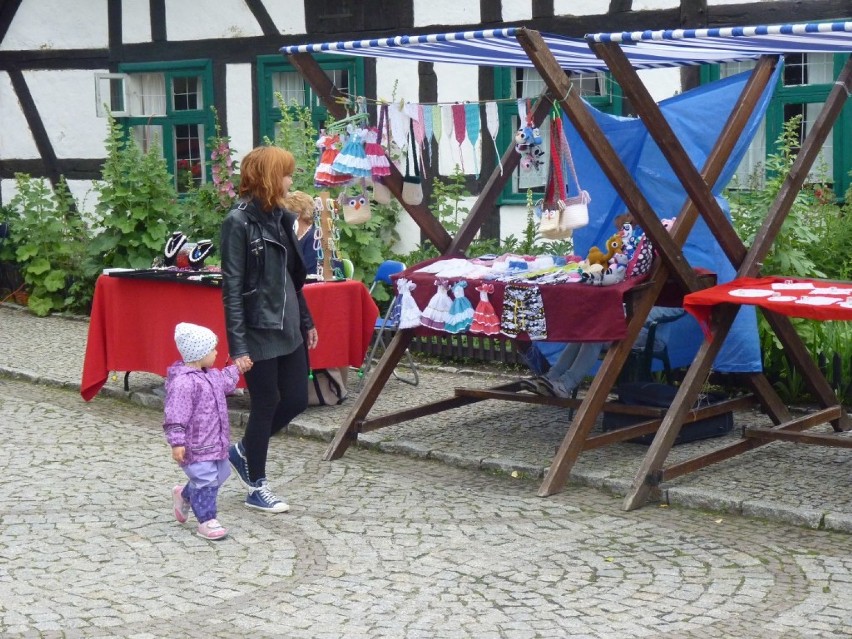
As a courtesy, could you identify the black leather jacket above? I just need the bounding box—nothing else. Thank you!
[220,198,314,358]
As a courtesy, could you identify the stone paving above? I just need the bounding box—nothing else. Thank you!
[4,303,852,636]
[4,376,852,638]
[2,304,852,533]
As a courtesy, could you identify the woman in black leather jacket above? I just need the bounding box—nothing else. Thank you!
[220,145,318,514]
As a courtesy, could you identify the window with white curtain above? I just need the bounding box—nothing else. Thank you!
[111,61,214,193]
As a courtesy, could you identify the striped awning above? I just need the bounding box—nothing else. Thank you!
[281,22,852,72]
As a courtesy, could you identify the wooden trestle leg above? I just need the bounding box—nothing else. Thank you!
[323,328,413,460]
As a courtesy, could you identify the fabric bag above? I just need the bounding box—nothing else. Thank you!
[538,117,572,240]
[341,189,372,225]
[372,178,393,204]
[401,120,423,205]
[307,367,349,406]
[557,117,590,231]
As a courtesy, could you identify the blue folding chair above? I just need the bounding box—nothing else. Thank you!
[358,260,419,387]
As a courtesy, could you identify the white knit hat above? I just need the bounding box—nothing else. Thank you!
[174,322,217,363]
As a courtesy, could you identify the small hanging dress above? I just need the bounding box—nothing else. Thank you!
[444,280,474,334]
[470,282,500,335]
[396,278,422,329]
[331,126,372,179]
[420,278,452,331]
[314,133,350,187]
[364,126,391,179]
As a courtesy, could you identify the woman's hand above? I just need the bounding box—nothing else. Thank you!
[172,446,186,464]
[306,327,319,350]
[233,355,253,374]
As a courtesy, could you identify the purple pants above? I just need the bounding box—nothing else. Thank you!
[181,459,230,523]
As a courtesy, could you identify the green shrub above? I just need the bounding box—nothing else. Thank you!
[6,175,91,315]
[89,115,180,271]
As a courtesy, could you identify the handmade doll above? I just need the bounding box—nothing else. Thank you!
[420,278,452,331]
[396,277,422,329]
[331,125,372,179]
[314,133,350,187]
[444,280,474,334]
[469,283,500,335]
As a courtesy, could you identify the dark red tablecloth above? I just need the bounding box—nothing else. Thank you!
[683,276,852,339]
[400,259,650,343]
[81,275,378,401]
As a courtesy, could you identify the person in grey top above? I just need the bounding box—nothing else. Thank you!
[220,146,318,513]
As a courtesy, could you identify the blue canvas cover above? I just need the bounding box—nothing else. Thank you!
[564,65,781,372]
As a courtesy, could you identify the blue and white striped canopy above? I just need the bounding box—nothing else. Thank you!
[281,22,852,72]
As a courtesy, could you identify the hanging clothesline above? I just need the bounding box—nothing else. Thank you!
[335,91,534,108]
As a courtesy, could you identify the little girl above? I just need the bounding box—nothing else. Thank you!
[164,322,240,541]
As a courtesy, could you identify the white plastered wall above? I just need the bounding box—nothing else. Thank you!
[502,3,532,22]
[122,0,153,44]
[262,0,306,34]
[413,0,480,28]
[165,0,262,40]
[0,72,39,160]
[0,0,108,50]
[553,0,610,16]
[225,64,254,163]
[24,70,109,159]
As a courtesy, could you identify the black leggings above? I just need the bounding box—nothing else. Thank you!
[241,347,309,483]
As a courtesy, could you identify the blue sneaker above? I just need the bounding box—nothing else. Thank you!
[229,441,251,489]
[244,479,290,513]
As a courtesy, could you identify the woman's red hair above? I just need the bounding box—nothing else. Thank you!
[238,146,296,211]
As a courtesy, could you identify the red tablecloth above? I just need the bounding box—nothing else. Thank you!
[400,259,651,343]
[81,275,378,401]
[684,276,852,338]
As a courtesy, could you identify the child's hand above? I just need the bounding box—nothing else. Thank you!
[171,446,186,464]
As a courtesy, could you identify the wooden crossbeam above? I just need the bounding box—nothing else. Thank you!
[515,29,776,498]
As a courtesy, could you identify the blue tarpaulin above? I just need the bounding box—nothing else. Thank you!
[564,64,782,372]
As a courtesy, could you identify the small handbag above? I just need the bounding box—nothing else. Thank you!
[557,117,590,231]
[538,119,572,240]
[401,120,423,206]
[341,188,372,225]
[372,179,392,204]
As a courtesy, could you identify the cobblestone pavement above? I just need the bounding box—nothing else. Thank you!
[3,377,852,638]
[3,304,852,534]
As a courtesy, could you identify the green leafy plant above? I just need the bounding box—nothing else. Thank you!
[178,107,240,250]
[6,174,90,315]
[89,115,180,270]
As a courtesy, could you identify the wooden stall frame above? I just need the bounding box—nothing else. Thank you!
[287,31,851,501]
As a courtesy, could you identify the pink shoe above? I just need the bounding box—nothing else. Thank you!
[197,519,228,541]
[172,485,189,524]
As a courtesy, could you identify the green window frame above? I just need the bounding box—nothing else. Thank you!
[701,53,851,199]
[117,59,215,193]
[494,67,623,205]
[257,54,365,142]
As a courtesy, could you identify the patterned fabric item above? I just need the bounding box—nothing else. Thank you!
[500,284,547,340]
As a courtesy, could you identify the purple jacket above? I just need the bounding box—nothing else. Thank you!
[163,362,240,465]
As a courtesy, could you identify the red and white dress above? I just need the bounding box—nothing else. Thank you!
[314,133,350,187]
[469,283,500,335]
